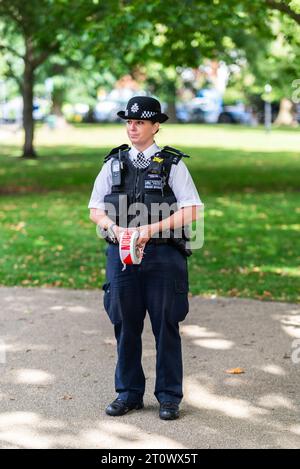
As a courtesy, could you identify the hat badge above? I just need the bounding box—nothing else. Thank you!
[131,103,139,113]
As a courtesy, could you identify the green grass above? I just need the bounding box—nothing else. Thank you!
[0,124,299,302]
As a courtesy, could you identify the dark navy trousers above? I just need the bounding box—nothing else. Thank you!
[102,242,189,405]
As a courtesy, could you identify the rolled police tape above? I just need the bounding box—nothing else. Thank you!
[119,229,144,271]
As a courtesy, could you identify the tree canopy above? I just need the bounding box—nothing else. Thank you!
[0,0,299,155]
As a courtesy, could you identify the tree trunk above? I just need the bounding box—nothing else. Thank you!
[166,80,178,123]
[51,87,65,116]
[22,57,37,158]
[167,97,177,123]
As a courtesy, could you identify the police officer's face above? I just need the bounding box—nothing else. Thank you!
[126,119,159,147]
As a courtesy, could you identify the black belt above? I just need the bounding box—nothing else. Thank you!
[148,238,169,245]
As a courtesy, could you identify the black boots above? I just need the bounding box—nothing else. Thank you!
[105,398,144,416]
[105,398,180,419]
[159,402,180,420]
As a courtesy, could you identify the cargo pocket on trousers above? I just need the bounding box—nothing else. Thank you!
[171,278,189,323]
[102,282,121,325]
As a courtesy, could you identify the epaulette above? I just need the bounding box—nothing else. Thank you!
[160,145,190,165]
[104,144,130,163]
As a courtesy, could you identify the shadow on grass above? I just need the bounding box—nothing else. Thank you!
[0,145,300,195]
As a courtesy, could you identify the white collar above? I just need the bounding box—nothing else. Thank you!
[129,142,160,160]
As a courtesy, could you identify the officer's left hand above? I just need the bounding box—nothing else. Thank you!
[136,225,152,248]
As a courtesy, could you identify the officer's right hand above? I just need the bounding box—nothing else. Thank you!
[113,226,138,243]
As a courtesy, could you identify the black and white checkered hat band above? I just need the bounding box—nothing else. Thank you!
[140,111,157,118]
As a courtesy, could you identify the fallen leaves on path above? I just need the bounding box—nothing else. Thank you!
[225,367,245,374]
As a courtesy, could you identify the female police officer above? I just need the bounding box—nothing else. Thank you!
[88,96,203,420]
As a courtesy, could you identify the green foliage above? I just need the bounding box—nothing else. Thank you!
[244,14,300,100]
[290,0,300,13]
[1,0,300,147]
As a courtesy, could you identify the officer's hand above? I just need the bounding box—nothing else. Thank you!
[114,225,151,248]
[113,225,126,243]
[114,226,140,243]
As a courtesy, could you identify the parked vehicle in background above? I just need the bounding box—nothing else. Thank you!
[93,89,148,123]
[218,103,253,124]
[296,104,300,124]
[0,97,49,123]
[93,99,125,122]
[176,88,253,125]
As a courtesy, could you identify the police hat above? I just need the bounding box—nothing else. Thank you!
[117,96,168,123]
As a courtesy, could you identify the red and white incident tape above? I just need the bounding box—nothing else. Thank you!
[119,229,144,270]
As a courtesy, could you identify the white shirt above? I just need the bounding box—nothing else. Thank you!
[88,142,204,210]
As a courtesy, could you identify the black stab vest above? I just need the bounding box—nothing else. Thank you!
[103,144,192,256]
